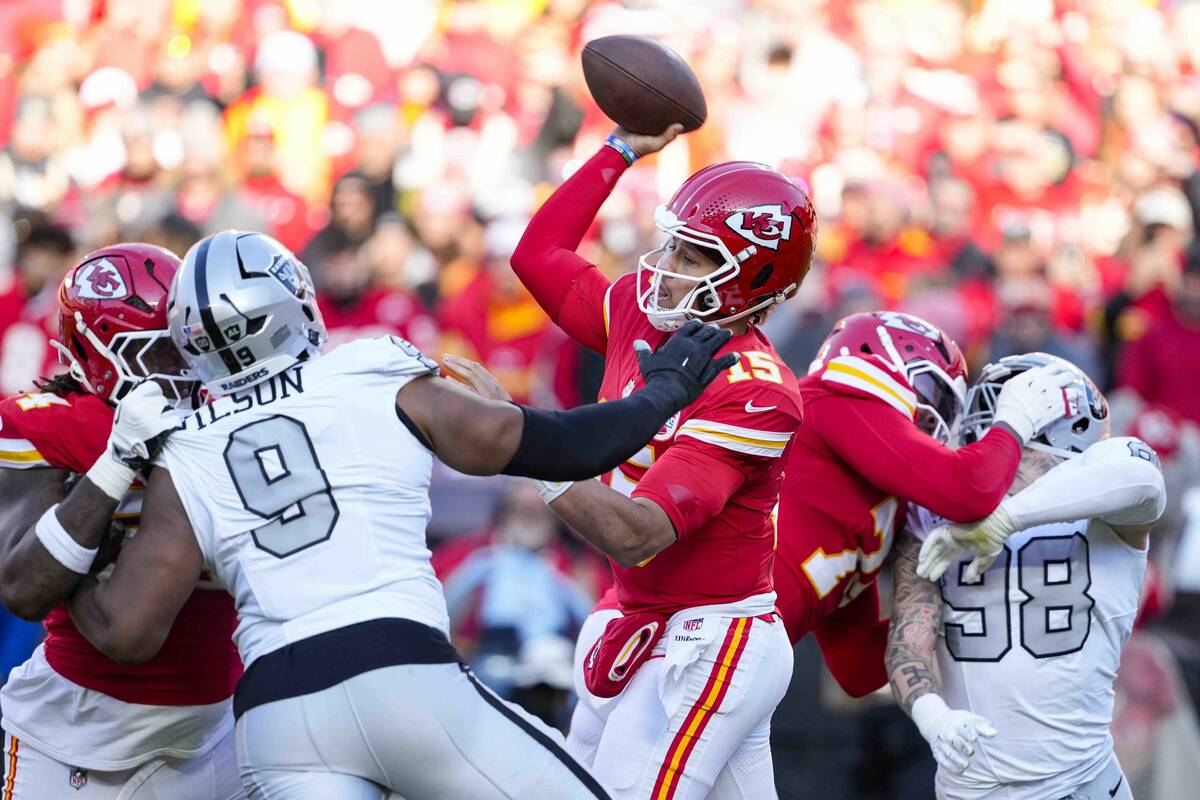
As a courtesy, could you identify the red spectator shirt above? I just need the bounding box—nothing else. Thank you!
[0,389,241,705]
[1117,308,1200,424]
[319,288,438,357]
[438,271,571,406]
[510,146,801,616]
[773,354,1023,696]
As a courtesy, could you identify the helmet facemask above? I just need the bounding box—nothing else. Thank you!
[52,312,199,407]
[960,354,1109,458]
[636,206,741,332]
[873,323,967,444]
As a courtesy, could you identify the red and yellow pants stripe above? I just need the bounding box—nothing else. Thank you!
[3,735,19,800]
[650,617,752,800]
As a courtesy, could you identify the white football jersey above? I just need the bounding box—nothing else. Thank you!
[159,336,449,668]
[909,500,1146,798]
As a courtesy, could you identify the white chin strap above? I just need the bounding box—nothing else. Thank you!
[54,312,129,398]
[49,339,100,395]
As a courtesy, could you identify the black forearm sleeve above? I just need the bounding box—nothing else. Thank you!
[502,384,678,481]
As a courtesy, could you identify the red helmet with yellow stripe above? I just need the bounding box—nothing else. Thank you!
[811,311,968,442]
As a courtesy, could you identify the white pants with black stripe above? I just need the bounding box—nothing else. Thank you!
[235,663,609,799]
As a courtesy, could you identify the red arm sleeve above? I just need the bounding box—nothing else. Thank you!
[813,582,889,698]
[631,442,746,540]
[510,147,628,354]
[815,396,1021,523]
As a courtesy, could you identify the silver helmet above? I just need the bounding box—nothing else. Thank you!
[960,352,1110,458]
[168,231,326,396]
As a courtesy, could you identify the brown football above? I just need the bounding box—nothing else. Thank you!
[581,35,706,135]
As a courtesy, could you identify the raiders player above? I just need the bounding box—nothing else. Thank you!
[887,354,1166,800]
[31,230,737,799]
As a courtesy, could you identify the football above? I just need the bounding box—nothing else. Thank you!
[581,35,707,135]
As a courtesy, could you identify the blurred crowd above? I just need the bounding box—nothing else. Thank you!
[3,0,1200,796]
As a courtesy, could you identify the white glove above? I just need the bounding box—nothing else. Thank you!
[533,479,573,505]
[917,504,1018,582]
[86,382,183,500]
[992,364,1079,445]
[911,694,997,774]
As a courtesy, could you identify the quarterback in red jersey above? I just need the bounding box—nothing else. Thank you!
[511,125,814,799]
[772,311,1080,698]
[0,245,243,799]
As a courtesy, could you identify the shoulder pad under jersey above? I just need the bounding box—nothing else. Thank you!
[818,354,917,419]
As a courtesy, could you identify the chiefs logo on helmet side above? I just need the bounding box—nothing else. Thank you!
[724,204,792,251]
[73,258,130,300]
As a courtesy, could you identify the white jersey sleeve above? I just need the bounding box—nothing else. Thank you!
[159,336,447,668]
[1003,436,1166,530]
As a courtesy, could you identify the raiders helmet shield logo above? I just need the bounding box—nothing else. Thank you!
[725,205,793,251]
[74,258,129,300]
[268,254,302,296]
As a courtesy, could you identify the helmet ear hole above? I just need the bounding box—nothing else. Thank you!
[749,263,774,290]
[859,343,872,354]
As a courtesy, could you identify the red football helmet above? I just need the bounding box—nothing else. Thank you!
[55,243,196,404]
[637,161,817,331]
[811,311,968,443]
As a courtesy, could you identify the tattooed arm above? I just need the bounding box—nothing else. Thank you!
[886,529,942,713]
[887,528,996,774]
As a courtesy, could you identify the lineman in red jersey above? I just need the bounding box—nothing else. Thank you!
[772,311,1080,697]
[0,245,243,799]
[511,125,815,799]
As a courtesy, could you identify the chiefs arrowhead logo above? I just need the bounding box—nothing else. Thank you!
[725,205,792,251]
[74,258,129,300]
[877,311,939,339]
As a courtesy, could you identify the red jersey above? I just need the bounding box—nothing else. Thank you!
[0,389,241,706]
[510,146,802,617]
[772,353,1022,696]
[600,277,800,614]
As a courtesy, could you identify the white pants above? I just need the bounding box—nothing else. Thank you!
[936,753,1133,800]
[567,609,792,800]
[235,662,609,799]
[1065,755,1133,800]
[1,728,243,800]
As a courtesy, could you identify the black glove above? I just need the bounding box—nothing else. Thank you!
[634,320,739,414]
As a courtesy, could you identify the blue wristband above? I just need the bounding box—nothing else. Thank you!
[604,135,637,166]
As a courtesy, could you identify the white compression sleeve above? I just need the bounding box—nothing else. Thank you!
[1003,437,1167,530]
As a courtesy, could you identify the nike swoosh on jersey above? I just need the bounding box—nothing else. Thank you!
[744,401,777,413]
[1109,776,1123,797]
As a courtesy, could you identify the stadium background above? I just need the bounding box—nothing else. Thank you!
[1,0,1199,796]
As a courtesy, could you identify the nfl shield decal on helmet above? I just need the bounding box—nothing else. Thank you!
[724,205,792,250]
[69,767,88,790]
[74,258,129,300]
